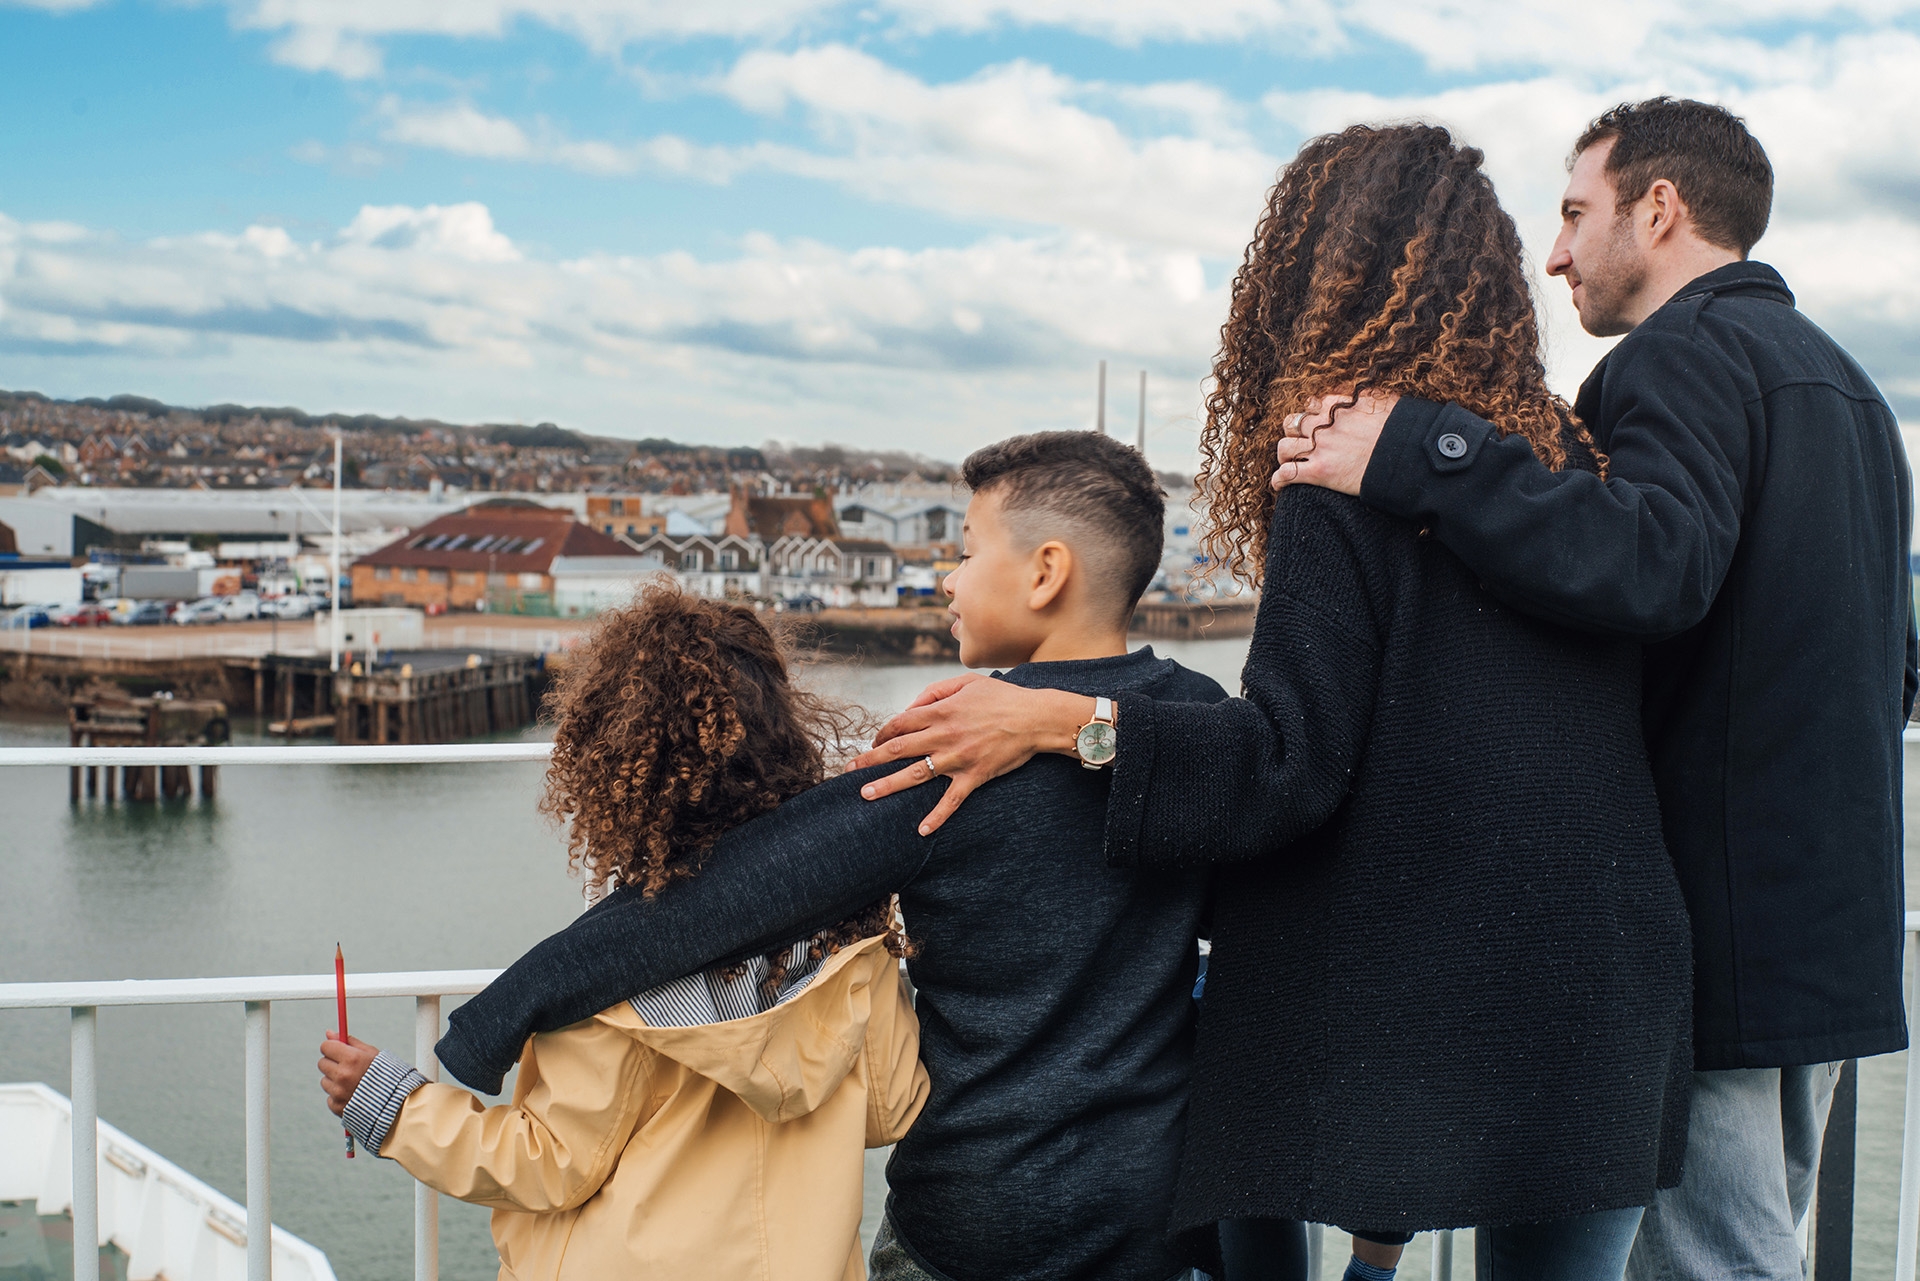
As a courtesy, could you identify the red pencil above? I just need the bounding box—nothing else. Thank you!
[335,943,355,1158]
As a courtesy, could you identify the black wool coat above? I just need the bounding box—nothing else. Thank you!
[1107,481,1693,1238]
[1363,262,1916,1070]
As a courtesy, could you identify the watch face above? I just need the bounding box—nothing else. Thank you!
[1077,721,1117,765]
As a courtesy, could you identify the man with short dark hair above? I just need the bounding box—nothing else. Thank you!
[435,431,1228,1281]
[1267,97,1916,1280]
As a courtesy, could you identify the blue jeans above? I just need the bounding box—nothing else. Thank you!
[1214,1207,1645,1281]
[1475,1207,1645,1280]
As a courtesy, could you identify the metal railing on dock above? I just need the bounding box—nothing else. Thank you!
[0,623,576,661]
[6,734,1920,1281]
[0,967,499,1281]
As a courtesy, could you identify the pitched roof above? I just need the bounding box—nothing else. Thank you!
[356,501,642,573]
[726,485,840,542]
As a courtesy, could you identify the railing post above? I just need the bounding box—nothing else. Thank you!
[1897,932,1920,1281]
[414,995,442,1281]
[245,1000,273,1281]
[1431,1228,1455,1280]
[1814,1059,1858,1280]
[70,1006,98,1281]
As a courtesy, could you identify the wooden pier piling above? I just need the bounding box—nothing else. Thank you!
[69,692,230,804]
[334,652,538,745]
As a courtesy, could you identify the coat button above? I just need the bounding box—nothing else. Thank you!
[1437,433,1469,459]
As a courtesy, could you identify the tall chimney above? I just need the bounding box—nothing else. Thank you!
[1137,370,1147,453]
[1096,361,1107,434]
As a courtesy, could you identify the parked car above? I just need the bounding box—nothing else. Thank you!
[262,593,316,620]
[216,591,262,622]
[2,604,54,630]
[50,601,113,627]
[117,600,170,626]
[778,594,826,614]
[172,598,225,626]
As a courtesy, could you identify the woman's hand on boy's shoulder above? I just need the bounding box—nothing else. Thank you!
[849,676,1090,836]
[319,1033,381,1117]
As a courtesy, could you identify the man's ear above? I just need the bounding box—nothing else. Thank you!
[1642,178,1688,247]
[1027,541,1073,611]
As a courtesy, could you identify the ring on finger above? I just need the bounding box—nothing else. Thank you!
[923,755,938,776]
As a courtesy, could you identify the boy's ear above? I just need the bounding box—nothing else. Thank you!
[1027,540,1073,612]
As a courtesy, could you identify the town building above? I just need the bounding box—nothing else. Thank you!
[583,494,667,542]
[725,484,840,543]
[548,555,672,617]
[352,498,644,613]
[766,535,902,608]
[834,483,967,556]
[623,531,763,600]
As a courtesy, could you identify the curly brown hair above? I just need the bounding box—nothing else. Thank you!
[1200,122,1601,585]
[539,584,907,993]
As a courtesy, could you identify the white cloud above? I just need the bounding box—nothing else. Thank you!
[722,47,1276,253]
[0,203,1219,381]
[220,0,1920,80]
[375,97,752,179]
[376,49,1275,253]
[338,204,522,262]
[378,98,533,160]
[0,204,1225,460]
[264,23,383,78]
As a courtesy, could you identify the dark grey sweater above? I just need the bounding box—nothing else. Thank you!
[438,648,1226,1281]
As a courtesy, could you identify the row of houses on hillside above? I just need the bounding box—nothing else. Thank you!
[344,473,1224,617]
[350,485,959,615]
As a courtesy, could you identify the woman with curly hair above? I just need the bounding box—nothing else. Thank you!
[319,585,925,1281]
[844,124,1693,1281]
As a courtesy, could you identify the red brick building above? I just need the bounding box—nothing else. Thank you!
[352,498,643,612]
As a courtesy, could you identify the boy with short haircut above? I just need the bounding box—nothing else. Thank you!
[433,431,1226,1281]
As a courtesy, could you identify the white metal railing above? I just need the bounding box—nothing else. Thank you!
[421,625,574,655]
[0,742,547,1281]
[0,628,289,660]
[0,623,578,660]
[0,742,552,767]
[0,969,499,1281]
[7,735,1920,1281]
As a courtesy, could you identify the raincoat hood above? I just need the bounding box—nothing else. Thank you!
[605,931,897,1121]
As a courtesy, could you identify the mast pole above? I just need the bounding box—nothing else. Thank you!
[330,434,343,672]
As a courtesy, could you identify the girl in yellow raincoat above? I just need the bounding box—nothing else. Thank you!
[320,586,926,1281]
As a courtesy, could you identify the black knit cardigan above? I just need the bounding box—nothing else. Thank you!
[1107,481,1692,1241]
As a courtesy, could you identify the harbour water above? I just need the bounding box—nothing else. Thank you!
[0,635,1913,1280]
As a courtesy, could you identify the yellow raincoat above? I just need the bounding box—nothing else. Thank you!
[379,934,927,1280]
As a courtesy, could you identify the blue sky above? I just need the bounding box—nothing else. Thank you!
[2,0,1916,467]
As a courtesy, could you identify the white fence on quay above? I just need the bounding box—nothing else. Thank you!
[6,734,1920,1281]
[0,624,575,662]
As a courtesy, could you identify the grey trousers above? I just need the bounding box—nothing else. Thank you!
[869,1213,949,1281]
[1625,1064,1840,1281]
[872,1210,1206,1281]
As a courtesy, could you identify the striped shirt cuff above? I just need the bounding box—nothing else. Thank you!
[342,1051,429,1156]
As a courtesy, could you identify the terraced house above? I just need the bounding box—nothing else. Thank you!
[352,498,643,613]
